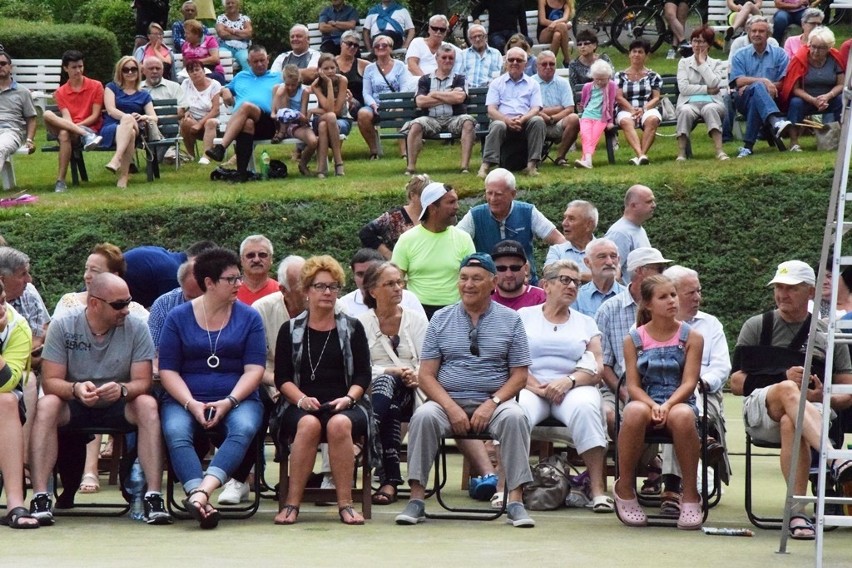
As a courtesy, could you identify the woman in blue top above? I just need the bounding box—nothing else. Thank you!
[159,248,266,529]
[614,274,703,530]
[357,34,409,160]
[99,56,157,189]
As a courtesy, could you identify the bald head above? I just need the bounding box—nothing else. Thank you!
[88,272,127,299]
[624,184,656,224]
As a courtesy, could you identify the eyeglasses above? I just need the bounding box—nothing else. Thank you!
[575,41,595,47]
[690,39,707,45]
[506,57,524,63]
[468,326,480,356]
[495,264,523,273]
[388,334,400,356]
[219,275,244,285]
[0,61,10,67]
[439,56,455,61]
[380,279,407,289]
[469,34,486,40]
[810,44,829,51]
[343,41,360,48]
[555,275,582,287]
[91,295,133,310]
[430,26,448,33]
[539,61,556,67]
[122,67,139,74]
[245,251,270,259]
[374,43,391,49]
[311,282,341,293]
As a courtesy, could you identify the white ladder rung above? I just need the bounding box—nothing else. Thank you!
[826,448,852,460]
[790,495,852,504]
[828,384,852,395]
[822,515,852,527]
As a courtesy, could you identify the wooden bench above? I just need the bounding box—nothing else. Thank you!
[375,86,490,154]
[173,52,235,83]
[707,0,777,34]
[12,58,62,111]
[467,11,573,54]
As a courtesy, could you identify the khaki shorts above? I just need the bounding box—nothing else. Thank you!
[403,114,475,137]
[742,387,781,444]
[544,122,565,140]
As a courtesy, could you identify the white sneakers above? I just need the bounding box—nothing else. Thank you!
[217,479,250,505]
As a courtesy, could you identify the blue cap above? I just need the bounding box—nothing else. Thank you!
[460,252,496,274]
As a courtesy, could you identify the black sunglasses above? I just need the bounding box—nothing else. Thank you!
[245,251,269,259]
[496,264,523,272]
[91,295,133,310]
[430,26,448,33]
[469,326,480,357]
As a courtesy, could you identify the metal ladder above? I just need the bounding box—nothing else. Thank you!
[778,56,852,567]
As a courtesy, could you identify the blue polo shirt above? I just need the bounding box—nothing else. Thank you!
[226,69,281,113]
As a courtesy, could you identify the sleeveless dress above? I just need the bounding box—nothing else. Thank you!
[629,322,697,415]
[537,1,567,41]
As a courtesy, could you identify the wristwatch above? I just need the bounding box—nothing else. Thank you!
[491,395,502,406]
[120,384,128,399]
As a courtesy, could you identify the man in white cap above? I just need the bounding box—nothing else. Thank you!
[604,185,656,285]
[392,182,475,319]
[730,260,852,540]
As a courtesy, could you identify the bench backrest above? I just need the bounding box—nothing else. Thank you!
[706,0,778,31]
[173,52,235,82]
[13,59,63,93]
[151,98,181,140]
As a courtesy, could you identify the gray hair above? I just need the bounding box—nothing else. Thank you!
[801,7,825,23]
[438,44,456,56]
[0,247,29,277]
[290,24,309,36]
[567,199,599,229]
[341,30,361,45]
[468,24,486,39]
[589,59,613,79]
[177,260,194,285]
[745,15,773,34]
[809,26,836,48]
[585,237,617,256]
[663,264,698,285]
[484,167,516,191]
[239,234,273,257]
[537,49,556,60]
[429,14,449,27]
[542,259,581,280]
[506,46,528,61]
[277,255,305,290]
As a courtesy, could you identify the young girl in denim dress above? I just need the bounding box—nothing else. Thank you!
[613,274,704,530]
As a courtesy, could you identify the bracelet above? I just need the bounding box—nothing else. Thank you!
[184,399,192,411]
[227,395,239,409]
[26,138,33,144]
[71,382,78,400]
[568,375,577,391]
[345,394,356,407]
[297,395,307,410]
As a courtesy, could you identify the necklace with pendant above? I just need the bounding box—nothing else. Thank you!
[307,327,333,381]
[201,300,228,369]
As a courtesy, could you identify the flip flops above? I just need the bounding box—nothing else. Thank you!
[338,505,365,525]
[0,194,37,207]
[589,494,615,513]
[273,504,299,525]
[182,489,220,530]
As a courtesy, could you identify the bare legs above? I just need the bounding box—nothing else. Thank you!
[181,116,219,159]
[107,115,140,188]
[539,22,573,64]
[316,112,344,176]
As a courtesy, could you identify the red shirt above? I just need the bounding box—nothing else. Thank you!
[237,278,279,305]
[55,77,105,132]
[491,285,547,311]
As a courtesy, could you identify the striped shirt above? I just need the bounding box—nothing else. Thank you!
[594,288,637,379]
[422,300,531,402]
[460,46,503,88]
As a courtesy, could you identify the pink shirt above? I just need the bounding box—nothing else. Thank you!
[637,323,683,349]
[491,285,547,311]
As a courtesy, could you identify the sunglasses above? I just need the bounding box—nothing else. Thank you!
[539,62,556,67]
[343,41,360,48]
[495,264,523,272]
[122,66,139,74]
[245,251,270,259]
[469,326,480,357]
[219,275,244,285]
[0,61,9,67]
[555,275,582,287]
[506,57,524,64]
[91,295,133,310]
[430,26,448,33]
[575,41,595,47]
[374,43,391,49]
[311,282,341,293]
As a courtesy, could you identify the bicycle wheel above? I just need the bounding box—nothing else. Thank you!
[683,5,706,42]
[610,5,667,54]
[573,0,623,48]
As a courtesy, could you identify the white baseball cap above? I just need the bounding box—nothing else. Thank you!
[626,247,672,274]
[767,260,815,286]
[419,182,449,220]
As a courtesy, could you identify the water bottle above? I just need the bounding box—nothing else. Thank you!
[261,150,271,180]
[127,459,145,521]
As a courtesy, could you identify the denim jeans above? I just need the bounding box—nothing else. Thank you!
[734,83,781,145]
[161,397,263,492]
[772,9,804,44]
[786,95,842,126]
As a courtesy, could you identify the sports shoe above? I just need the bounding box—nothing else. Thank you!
[81,127,102,150]
[320,473,336,489]
[205,143,226,162]
[774,119,792,139]
[638,155,650,165]
[789,144,802,152]
[736,147,753,158]
[666,48,676,60]
[143,493,174,525]
[395,499,426,525]
[506,501,536,528]
[30,493,55,526]
[218,479,250,505]
[468,473,498,501]
[54,180,67,193]
[198,156,211,165]
[574,157,592,169]
[629,156,641,166]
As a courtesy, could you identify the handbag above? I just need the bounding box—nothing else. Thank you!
[658,96,676,121]
[522,453,572,510]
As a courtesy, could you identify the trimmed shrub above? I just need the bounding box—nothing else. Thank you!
[75,0,136,57]
[0,19,119,83]
[0,0,53,23]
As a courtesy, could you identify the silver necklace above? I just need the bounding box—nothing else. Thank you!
[201,300,228,369]
[307,327,333,382]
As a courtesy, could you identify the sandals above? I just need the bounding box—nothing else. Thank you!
[372,487,398,505]
[554,158,569,167]
[99,438,114,459]
[335,163,345,177]
[490,492,504,510]
[613,480,647,527]
[182,489,220,530]
[274,504,300,525]
[677,501,703,530]
[789,514,816,540]
[78,473,100,494]
[104,162,119,174]
[589,494,615,513]
[0,506,40,529]
[271,131,286,144]
[640,457,663,496]
[338,505,365,525]
[659,490,682,517]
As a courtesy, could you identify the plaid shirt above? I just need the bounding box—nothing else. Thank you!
[460,46,503,88]
[10,283,50,338]
[594,288,636,379]
[616,69,662,108]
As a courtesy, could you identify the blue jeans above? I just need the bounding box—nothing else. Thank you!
[161,397,263,492]
[772,9,804,44]
[734,83,781,145]
[786,95,842,126]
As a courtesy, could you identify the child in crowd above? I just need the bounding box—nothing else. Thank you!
[310,53,351,178]
[575,59,616,169]
[613,274,704,530]
[270,64,317,176]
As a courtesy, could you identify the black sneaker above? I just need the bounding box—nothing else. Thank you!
[143,493,173,525]
[206,144,226,162]
[30,493,54,526]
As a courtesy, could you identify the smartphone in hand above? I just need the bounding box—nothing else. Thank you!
[205,407,217,421]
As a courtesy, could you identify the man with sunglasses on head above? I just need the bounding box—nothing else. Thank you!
[458,168,564,285]
[396,252,536,527]
[490,240,545,310]
[28,273,171,526]
[237,234,277,305]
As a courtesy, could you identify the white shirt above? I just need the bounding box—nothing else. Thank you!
[339,288,427,319]
[685,310,731,393]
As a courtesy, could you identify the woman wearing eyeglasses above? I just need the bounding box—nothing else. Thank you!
[100,56,157,189]
[159,247,266,529]
[357,262,427,506]
[517,259,612,512]
[358,34,410,160]
[273,255,372,525]
[568,29,614,88]
[336,30,370,116]
[133,22,174,79]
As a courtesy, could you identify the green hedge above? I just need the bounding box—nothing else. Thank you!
[0,169,832,341]
[0,19,119,83]
[74,0,135,58]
